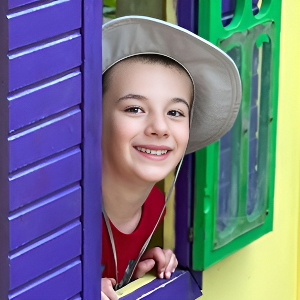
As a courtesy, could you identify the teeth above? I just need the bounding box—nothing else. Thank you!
[136,147,168,155]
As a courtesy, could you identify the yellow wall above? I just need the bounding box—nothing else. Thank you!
[201,1,300,299]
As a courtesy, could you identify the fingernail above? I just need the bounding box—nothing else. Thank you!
[166,272,171,278]
[159,272,164,279]
[172,268,175,273]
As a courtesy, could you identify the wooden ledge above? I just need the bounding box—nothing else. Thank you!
[117,269,202,299]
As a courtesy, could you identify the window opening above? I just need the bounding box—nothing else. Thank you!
[221,0,236,27]
[253,0,262,16]
[222,0,260,27]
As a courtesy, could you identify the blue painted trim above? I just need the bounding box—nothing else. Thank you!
[120,270,202,299]
[82,0,103,298]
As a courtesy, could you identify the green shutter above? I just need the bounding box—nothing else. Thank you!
[193,0,281,270]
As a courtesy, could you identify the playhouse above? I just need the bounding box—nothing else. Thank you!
[0,0,299,299]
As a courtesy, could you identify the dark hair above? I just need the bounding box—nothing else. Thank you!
[102,54,192,96]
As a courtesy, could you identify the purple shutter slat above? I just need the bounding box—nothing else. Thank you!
[9,33,81,92]
[9,148,81,211]
[9,0,39,10]
[9,109,81,171]
[10,222,81,289]
[8,260,82,300]
[9,185,81,250]
[9,71,81,132]
[70,295,82,300]
[8,0,81,50]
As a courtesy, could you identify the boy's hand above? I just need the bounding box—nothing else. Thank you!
[133,247,178,280]
[101,278,118,300]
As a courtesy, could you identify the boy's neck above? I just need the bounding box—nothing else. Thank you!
[102,173,154,234]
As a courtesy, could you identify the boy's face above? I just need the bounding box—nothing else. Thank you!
[102,60,192,184]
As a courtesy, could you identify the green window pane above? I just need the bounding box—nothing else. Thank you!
[247,37,272,223]
[214,27,273,250]
[215,47,242,249]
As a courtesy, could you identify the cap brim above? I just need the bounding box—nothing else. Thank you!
[102,16,242,154]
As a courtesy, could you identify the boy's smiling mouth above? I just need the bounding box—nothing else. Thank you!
[135,146,169,156]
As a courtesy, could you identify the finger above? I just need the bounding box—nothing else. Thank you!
[108,278,117,286]
[109,290,119,300]
[155,249,173,278]
[102,288,119,300]
[102,278,119,300]
[141,247,166,278]
[163,253,178,279]
[101,291,110,300]
[133,259,156,279]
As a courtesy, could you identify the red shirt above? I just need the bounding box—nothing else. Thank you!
[101,186,165,282]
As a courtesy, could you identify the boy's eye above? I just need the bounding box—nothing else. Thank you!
[167,110,184,117]
[125,107,143,113]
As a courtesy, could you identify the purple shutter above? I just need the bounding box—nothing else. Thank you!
[0,0,102,298]
[82,0,103,298]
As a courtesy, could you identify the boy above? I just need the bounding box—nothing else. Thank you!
[101,16,241,300]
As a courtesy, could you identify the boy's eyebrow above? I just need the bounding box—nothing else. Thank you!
[117,94,147,102]
[117,94,190,110]
[171,98,190,110]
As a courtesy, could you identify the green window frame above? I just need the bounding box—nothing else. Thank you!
[193,0,281,270]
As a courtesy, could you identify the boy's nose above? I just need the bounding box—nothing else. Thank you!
[144,114,170,138]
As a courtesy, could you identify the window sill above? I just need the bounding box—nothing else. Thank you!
[117,269,202,299]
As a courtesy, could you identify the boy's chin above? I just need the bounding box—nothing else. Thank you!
[136,169,174,184]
